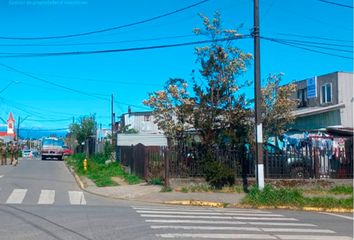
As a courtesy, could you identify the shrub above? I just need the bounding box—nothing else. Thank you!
[203,160,235,189]
[149,177,164,185]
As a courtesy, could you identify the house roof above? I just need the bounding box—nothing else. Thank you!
[292,103,345,118]
[7,112,15,123]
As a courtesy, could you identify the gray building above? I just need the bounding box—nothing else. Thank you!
[120,111,162,134]
[290,72,353,130]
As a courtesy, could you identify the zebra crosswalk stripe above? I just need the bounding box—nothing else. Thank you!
[133,206,349,240]
[38,190,55,204]
[68,191,86,205]
[6,189,27,204]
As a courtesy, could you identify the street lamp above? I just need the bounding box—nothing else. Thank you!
[0,81,20,95]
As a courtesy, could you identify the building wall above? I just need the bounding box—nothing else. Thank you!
[337,72,354,128]
[293,110,342,130]
[123,113,161,134]
[292,72,339,108]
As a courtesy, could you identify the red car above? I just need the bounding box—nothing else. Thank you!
[62,146,73,156]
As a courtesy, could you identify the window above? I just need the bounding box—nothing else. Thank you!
[297,88,307,107]
[321,83,332,104]
[144,115,150,121]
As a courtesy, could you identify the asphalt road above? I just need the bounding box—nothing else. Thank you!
[0,157,352,240]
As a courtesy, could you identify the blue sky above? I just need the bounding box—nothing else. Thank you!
[0,0,352,134]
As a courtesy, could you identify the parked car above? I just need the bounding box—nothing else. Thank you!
[264,143,312,179]
[41,137,64,160]
[62,146,73,156]
[22,149,31,158]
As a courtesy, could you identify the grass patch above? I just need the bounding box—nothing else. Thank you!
[148,178,164,185]
[329,185,353,195]
[242,185,353,209]
[161,186,173,192]
[66,153,141,187]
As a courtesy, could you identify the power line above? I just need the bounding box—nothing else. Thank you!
[263,37,353,53]
[0,35,251,58]
[262,37,353,59]
[269,32,353,43]
[0,34,197,47]
[262,37,353,48]
[0,0,208,40]
[317,0,353,9]
[0,63,110,101]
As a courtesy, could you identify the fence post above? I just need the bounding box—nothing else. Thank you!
[164,148,170,187]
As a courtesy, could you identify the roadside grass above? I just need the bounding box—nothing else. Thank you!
[66,153,141,187]
[242,185,353,209]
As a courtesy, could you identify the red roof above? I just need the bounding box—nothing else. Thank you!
[7,112,15,123]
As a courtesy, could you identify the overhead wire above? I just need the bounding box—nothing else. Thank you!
[317,0,353,9]
[0,35,252,58]
[0,63,111,101]
[261,37,353,59]
[0,0,208,40]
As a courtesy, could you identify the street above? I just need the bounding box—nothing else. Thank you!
[0,158,352,240]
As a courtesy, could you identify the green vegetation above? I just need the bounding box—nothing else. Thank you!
[160,186,173,192]
[329,185,353,195]
[148,177,164,186]
[242,185,353,209]
[204,160,235,189]
[67,153,141,187]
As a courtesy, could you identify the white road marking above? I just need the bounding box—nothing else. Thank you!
[156,233,352,239]
[150,225,334,233]
[68,191,86,205]
[276,235,352,240]
[137,210,282,217]
[156,233,276,239]
[0,175,3,178]
[145,219,316,226]
[132,206,271,213]
[320,212,354,220]
[6,189,27,204]
[38,190,55,204]
[140,214,298,221]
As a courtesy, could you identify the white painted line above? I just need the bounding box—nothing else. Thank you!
[262,228,335,233]
[6,189,27,204]
[137,210,282,217]
[248,221,317,227]
[0,175,3,178]
[140,214,298,221]
[156,233,275,239]
[151,225,260,231]
[276,235,352,240]
[38,190,55,204]
[132,206,270,213]
[68,191,86,205]
[145,219,316,226]
[320,212,354,220]
[150,225,334,233]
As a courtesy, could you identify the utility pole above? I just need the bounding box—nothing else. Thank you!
[254,0,264,190]
[111,94,115,146]
[17,116,20,141]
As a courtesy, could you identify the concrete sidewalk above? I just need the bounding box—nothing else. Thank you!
[78,174,245,206]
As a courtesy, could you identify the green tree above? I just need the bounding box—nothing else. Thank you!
[69,115,97,145]
[261,73,297,141]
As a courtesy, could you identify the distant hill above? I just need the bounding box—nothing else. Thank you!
[0,127,68,139]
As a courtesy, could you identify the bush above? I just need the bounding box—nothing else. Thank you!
[148,177,164,185]
[203,160,235,189]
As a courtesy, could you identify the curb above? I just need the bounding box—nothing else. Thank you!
[229,204,354,213]
[65,162,86,189]
[164,200,227,208]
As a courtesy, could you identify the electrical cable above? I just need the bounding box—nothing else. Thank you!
[262,37,353,59]
[0,35,251,58]
[317,0,353,9]
[0,0,208,40]
[0,63,110,101]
